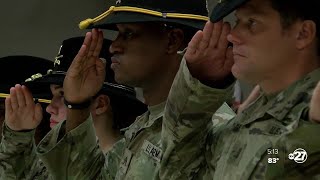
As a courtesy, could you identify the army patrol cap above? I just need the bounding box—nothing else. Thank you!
[211,0,320,23]
[210,0,247,22]
[0,56,53,102]
[79,0,209,30]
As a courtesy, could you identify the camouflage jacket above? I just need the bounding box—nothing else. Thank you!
[36,102,165,180]
[158,58,234,179]
[159,58,320,179]
[0,123,49,180]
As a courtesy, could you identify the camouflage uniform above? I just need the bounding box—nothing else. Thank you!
[36,102,165,180]
[0,123,49,180]
[0,118,118,180]
[158,58,234,179]
[34,70,235,180]
[159,58,320,179]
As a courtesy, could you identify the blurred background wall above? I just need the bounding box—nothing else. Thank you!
[0,0,114,60]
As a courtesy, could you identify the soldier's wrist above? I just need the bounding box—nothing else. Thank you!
[200,73,235,89]
[3,122,35,141]
[4,122,35,132]
[64,98,92,110]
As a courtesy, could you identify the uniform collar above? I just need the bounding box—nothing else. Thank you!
[240,68,320,125]
[266,68,320,120]
[146,101,166,125]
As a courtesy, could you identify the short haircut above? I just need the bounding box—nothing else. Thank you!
[270,0,320,54]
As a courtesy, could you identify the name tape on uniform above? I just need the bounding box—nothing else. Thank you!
[141,140,162,162]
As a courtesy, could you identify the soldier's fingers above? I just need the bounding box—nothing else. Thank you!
[198,21,214,50]
[186,31,203,61]
[15,84,26,107]
[34,103,43,122]
[5,97,13,115]
[209,21,223,48]
[9,87,18,109]
[217,22,231,49]
[94,58,107,88]
[22,85,34,106]
[67,32,92,75]
[83,32,93,55]
[68,44,88,75]
[87,29,98,57]
[93,30,104,57]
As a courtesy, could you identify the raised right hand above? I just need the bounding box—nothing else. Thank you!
[5,84,43,131]
[185,21,234,82]
[63,29,106,104]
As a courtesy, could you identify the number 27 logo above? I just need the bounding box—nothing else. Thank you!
[288,148,308,163]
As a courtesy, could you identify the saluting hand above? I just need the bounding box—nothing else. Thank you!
[5,84,43,131]
[64,29,106,104]
[309,81,320,123]
[185,21,234,82]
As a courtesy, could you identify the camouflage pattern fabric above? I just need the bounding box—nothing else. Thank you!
[36,102,165,180]
[159,58,320,179]
[206,68,320,180]
[0,118,119,180]
[159,58,235,179]
[263,122,320,179]
[0,123,49,180]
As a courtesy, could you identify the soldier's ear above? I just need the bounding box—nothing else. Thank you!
[295,20,317,50]
[166,28,184,54]
[92,94,110,115]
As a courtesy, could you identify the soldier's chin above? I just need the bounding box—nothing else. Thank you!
[231,64,242,79]
[114,73,129,85]
[231,65,255,84]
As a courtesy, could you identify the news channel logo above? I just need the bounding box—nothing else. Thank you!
[288,148,308,164]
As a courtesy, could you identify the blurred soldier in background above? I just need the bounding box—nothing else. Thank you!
[0,37,147,179]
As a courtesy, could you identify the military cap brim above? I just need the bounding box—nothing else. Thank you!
[25,73,137,100]
[0,55,53,101]
[99,82,147,113]
[0,84,52,102]
[25,74,147,115]
[91,11,207,30]
[210,0,248,22]
[23,73,65,100]
[25,73,65,86]
[79,0,209,31]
